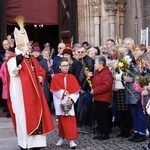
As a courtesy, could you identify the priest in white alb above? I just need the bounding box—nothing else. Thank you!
[6,15,54,150]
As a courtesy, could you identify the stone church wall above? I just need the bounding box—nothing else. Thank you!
[77,0,149,46]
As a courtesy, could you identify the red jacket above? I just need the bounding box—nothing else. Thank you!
[92,66,113,104]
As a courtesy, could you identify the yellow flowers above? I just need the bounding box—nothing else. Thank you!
[81,59,92,88]
[117,52,134,76]
[118,62,124,67]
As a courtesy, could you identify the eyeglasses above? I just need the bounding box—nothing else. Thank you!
[61,65,69,67]
[78,51,85,54]
[58,47,63,49]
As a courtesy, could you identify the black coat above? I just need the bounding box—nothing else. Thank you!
[74,55,94,90]
[36,55,51,101]
[75,93,88,125]
[52,55,61,73]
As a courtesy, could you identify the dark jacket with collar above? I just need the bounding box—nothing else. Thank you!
[125,59,145,104]
[36,55,51,101]
[74,55,94,91]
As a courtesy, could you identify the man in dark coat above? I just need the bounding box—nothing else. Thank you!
[74,47,94,133]
[52,43,66,73]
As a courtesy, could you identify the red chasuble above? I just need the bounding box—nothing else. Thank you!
[6,54,54,136]
[50,73,80,93]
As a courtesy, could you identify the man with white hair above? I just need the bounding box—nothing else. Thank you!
[74,47,94,134]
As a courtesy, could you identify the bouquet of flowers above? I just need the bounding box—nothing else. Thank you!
[81,59,92,88]
[118,53,134,76]
[135,75,149,87]
[118,53,137,100]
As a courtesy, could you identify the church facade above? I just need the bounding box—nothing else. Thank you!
[77,0,148,46]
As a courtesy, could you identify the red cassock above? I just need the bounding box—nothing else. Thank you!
[50,72,80,94]
[50,73,80,140]
[6,54,54,136]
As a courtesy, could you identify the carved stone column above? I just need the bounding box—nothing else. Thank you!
[118,0,127,39]
[91,0,101,46]
[105,0,117,40]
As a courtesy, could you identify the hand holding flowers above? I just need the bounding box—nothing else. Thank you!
[117,52,139,100]
[123,75,132,82]
[135,75,149,87]
[134,75,150,94]
[118,53,134,76]
[141,88,149,96]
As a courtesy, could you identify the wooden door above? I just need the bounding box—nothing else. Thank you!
[58,0,77,45]
[0,0,6,50]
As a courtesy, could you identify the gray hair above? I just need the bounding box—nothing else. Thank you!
[73,43,82,49]
[118,44,130,52]
[87,47,98,54]
[95,55,106,66]
[123,37,134,44]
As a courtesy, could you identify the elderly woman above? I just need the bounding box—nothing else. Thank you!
[87,47,98,59]
[90,55,113,140]
[113,44,132,138]
[42,49,53,72]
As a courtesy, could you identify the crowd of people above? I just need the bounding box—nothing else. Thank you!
[0,17,150,150]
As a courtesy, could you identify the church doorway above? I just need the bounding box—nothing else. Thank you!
[7,25,59,50]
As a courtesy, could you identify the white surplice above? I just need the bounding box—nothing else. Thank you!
[53,90,79,116]
[7,49,46,149]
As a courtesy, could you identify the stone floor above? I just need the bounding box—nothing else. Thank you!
[0,110,149,150]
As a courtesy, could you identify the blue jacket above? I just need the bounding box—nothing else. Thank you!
[124,59,143,104]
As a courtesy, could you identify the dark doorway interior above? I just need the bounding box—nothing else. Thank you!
[7,25,59,50]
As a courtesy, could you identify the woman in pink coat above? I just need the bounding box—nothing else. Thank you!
[0,51,12,117]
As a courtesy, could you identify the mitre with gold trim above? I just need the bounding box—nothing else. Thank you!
[14,15,29,46]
